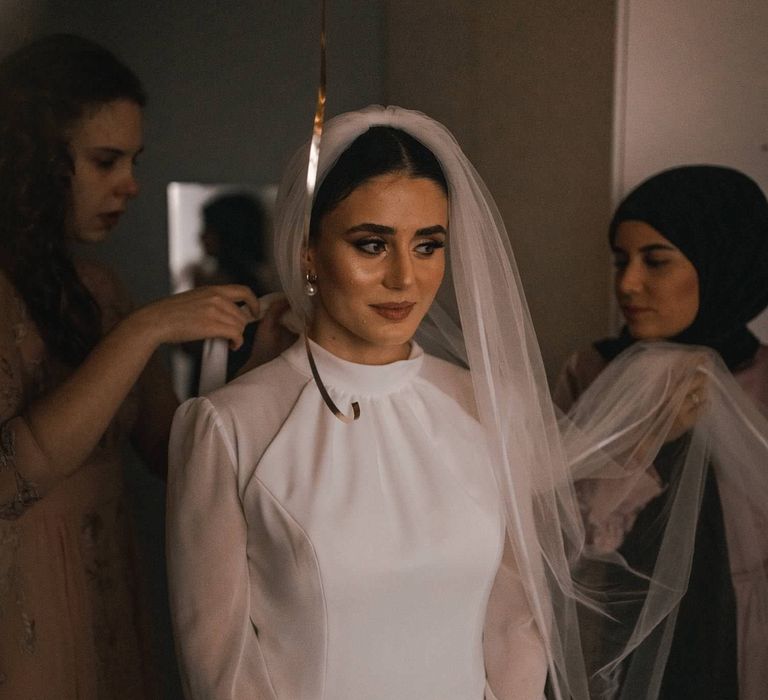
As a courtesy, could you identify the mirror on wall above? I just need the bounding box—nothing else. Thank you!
[167,182,279,399]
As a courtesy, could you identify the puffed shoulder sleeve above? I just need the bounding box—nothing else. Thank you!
[167,397,276,700]
[483,535,547,700]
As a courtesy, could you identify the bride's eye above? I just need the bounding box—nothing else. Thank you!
[415,240,445,256]
[355,238,387,255]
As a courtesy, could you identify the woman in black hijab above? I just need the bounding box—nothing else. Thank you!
[555,165,768,699]
[596,165,768,369]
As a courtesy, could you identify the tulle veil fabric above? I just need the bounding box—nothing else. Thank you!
[563,342,768,698]
[270,105,768,698]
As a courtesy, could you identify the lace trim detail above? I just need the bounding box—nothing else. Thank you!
[0,524,37,672]
[0,422,40,520]
[0,420,16,472]
[0,474,41,520]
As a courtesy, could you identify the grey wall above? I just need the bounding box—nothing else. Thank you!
[384,0,617,380]
[0,0,46,48]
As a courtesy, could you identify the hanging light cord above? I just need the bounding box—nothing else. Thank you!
[302,0,360,422]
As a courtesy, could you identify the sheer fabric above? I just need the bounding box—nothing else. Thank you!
[556,164,768,697]
[559,342,768,698]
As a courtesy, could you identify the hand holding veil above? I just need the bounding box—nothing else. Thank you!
[563,341,768,698]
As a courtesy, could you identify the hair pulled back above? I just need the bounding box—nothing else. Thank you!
[309,125,447,241]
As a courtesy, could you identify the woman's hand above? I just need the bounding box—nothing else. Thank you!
[4,285,260,495]
[126,285,261,352]
[666,372,708,442]
[237,297,299,375]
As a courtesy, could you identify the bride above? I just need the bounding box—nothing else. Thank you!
[167,106,691,699]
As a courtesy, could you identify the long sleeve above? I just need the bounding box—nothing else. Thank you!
[166,397,276,699]
[483,535,547,700]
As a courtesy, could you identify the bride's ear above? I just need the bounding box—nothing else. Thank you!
[301,243,316,276]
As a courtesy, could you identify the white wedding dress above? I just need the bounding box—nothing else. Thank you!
[167,337,546,700]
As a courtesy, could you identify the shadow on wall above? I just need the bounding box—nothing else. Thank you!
[0,1,46,55]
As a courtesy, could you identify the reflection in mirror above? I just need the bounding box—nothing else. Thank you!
[167,182,278,399]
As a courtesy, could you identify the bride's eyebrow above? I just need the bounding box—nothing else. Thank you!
[344,223,447,236]
[345,223,393,235]
[415,225,447,236]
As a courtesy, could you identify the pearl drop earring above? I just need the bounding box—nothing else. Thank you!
[304,272,318,296]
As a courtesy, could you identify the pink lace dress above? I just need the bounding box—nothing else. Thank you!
[0,263,158,699]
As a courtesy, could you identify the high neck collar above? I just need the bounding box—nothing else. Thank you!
[282,335,424,397]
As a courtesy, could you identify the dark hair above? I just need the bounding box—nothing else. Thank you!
[203,192,268,292]
[203,192,266,263]
[0,34,146,365]
[309,126,447,241]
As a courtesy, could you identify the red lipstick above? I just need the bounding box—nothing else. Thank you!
[370,302,415,321]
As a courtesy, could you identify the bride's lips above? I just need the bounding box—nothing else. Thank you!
[370,302,416,321]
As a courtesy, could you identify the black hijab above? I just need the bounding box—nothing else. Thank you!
[596,165,768,369]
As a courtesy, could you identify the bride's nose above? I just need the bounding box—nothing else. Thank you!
[383,248,414,289]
